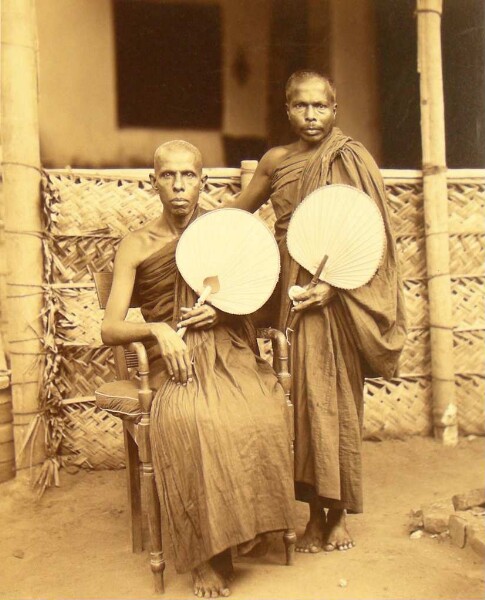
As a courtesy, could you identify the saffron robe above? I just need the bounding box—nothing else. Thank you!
[135,235,295,573]
[271,128,406,513]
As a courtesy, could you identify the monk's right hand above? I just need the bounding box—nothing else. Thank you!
[148,322,193,385]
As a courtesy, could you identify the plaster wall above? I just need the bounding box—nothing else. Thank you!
[36,0,270,168]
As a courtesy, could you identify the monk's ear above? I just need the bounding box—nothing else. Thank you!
[149,173,157,192]
[285,103,290,119]
[200,174,208,191]
[333,103,338,117]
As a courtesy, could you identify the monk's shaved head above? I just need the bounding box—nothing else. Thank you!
[285,70,336,104]
[154,140,203,174]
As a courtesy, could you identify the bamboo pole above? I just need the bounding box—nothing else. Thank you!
[1,0,45,467]
[0,334,15,482]
[416,0,457,445]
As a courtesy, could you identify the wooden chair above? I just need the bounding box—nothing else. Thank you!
[93,271,296,594]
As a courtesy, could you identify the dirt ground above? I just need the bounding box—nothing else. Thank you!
[1,436,484,600]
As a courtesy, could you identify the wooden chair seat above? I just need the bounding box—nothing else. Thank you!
[95,380,143,422]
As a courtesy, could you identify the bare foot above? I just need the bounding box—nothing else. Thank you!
[324,509,355,551]
[296,512,325,553]
[211,549,234,583]
[238,534,270,558]
[192,560,230,597]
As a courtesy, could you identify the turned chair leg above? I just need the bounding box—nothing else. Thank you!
[141,459,165,593]
[283,529,297,565]
[123,423,143,554]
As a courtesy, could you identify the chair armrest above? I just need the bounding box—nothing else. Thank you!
[126,342,153,414]
[256,327,291,403]
[257,327,294,442]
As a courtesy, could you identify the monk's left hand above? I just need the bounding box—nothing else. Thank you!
[177,305,219,330]
[291,281,336,313]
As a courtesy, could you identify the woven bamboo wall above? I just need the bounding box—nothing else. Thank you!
[40,168,485,468]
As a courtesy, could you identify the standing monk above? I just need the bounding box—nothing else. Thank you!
[101,140,295,596]
[234,71,406,553]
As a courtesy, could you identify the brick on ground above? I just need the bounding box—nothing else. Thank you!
[452,488,485,512]
[468,520,485,558]
[448,511,480,548]
[422,500,455,534]
[449,513,468,548]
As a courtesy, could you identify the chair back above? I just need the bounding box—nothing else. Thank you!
[93,271,140,309]
[92,271,140,377]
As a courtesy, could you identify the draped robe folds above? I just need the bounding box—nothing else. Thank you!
[271,128,407,513]
[134,235,295,573]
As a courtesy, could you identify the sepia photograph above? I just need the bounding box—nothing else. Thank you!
[0,0,484,599]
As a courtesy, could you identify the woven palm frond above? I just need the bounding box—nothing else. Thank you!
[397,329,431,377]
[61,399,125,469]
[396,236,427,279]
[451,277,485,330]
[449,234,485,276]
[50,236,120,283]
[363,377,432,440]
[456,374,485,435]
[386,183,425,236]
[448,182,485,234]
[453,330,485,375]
[56,346,116,398]
[45,173,160,236]
[52,287,143,346]
[403,279,429,329]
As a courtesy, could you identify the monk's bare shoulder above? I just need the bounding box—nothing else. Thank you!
[259,143,299,178]
[116,218,165,268]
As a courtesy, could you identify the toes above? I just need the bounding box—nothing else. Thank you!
[211,590,218,598]
[324,543,336,552]
[309,544,321,554]
[221,588,231,597]
[204,590,211,598]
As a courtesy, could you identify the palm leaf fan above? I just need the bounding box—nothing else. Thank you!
[286,184,386,290]
[176,208,280,317]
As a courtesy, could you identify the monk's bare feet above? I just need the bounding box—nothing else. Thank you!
[296,512,325,553]
[324,509,355,551]
[211,549,234,583]
[192,560,230,598]
[238,534,270,558]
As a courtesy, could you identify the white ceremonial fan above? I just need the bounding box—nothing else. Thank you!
[286,184,386,291]
[175,208,280,335]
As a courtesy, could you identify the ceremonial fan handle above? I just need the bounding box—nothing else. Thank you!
[286,254,329,337]
[310,254,329,286]
[177,285,212,338]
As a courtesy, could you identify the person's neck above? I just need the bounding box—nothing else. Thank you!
[161,208,197,235]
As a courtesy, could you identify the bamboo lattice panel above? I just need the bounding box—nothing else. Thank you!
[41,169,485,467]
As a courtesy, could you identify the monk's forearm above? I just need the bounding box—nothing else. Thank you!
[233,189,261,213]
[101,320,155,346]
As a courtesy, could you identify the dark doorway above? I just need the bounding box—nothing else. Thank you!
[113,0,222,130]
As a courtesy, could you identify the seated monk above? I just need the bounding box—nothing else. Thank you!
[101,140,295,597]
